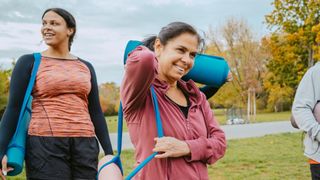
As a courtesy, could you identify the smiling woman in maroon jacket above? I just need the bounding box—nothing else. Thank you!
[120,22,226,180]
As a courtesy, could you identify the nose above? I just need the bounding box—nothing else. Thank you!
[42,24,52,31]
[181,53,193,65]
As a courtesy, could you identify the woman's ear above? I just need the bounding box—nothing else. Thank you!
[67,28,74,37]
[154,38,162,57]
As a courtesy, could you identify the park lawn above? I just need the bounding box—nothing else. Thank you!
[207,132,309,179]
[8,132,309,179]
[118,132,310,179]
[106,111,291,134]
[106,115,128,134]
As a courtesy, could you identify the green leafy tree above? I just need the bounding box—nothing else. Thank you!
[0,68,11,118]
[264,0,320,111]
[266,0,320,66]
[262,34,308,111]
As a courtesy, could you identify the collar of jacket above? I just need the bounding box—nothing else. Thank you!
[152,77,204,108]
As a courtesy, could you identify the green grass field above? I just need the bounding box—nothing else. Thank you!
[207,132,309,179]
[117,132,310,179]
[8,132,310,179]
[106,111,291,133]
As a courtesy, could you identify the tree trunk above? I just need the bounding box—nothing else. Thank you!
[308,47,314,67]
[247,89,250,123]
[253,89,256,122]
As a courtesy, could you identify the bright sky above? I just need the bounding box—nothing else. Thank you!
[0,0,273,84]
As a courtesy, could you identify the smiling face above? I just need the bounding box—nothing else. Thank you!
[41,11,74,49]
[155,32,199,84]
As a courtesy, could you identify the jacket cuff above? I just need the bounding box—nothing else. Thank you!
[185,137,206,162]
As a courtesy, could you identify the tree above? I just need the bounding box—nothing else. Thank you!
[206,18,269,116]
[263,0,320,111]
[262,33,308,111]
[0,68,11,118]
[99,82,120,116]
[266,0,320,66]
[313,23,320,60]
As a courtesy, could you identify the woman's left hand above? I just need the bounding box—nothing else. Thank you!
[153,137,190,158]
[226,71,233,82]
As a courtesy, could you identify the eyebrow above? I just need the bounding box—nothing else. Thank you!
[42,18,62,22]
[177,45,197,54]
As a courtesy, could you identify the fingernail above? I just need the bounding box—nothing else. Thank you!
[2,170,7,176]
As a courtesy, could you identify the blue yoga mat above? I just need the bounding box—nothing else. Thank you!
[6,97,32,176]
[6,53,41,176]
[124,40,229,87]
[182,53,229,87]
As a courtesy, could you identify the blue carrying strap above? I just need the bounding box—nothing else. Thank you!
[97,103,124,175]
[97,41,164,179]
[125,86,163,179]
[10,53,41,142]
[97,85,164,179]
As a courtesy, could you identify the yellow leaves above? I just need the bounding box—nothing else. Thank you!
[266,84,294,111]
[285,33,297,42]
[311,24,320,61]
[267,0,320,34]
[99,82,120,115]
[263,31,309,111]
[210,82,241,108]
[312,24,320,43]
[263,72,275,89]
[312,24,320,33]
[0,69,10,112]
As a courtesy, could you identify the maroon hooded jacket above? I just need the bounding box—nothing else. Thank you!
[120,46,226,180]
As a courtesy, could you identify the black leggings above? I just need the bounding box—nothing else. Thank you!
[311,164,320,180]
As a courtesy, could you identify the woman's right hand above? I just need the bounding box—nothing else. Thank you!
[153,137,191,158]
[0,155,14,180]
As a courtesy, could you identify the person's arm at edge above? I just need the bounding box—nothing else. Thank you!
[292,64,320,142]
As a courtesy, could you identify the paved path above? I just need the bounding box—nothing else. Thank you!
[104,121,301,151]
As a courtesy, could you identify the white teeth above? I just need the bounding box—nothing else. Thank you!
[44,33,54,37]
[175,65,184,72]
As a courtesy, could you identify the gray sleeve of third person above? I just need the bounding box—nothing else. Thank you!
[292,63,320,142]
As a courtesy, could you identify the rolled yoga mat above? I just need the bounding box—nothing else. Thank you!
[182,53,229,87]
[124,40,229,87]
[6,96,32,176]
[6,53,41,176]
